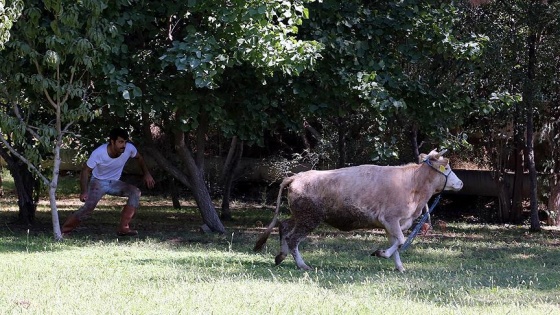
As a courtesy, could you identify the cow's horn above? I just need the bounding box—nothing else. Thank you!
[427,149,438,159]
[439,149,447,156]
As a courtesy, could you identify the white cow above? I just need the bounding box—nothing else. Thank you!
[254,149,463,272]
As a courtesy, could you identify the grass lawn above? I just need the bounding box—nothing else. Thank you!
[1,174,559,314]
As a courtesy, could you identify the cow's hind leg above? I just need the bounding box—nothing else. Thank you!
[287,228,314,270]
[275,218,293,265]
[276,217,317,270]
[285,197,323,270]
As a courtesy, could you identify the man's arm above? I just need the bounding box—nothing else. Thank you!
[135,152,155,189]
[79,163,92,202]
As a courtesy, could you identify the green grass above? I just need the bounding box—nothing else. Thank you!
[1,173,560,314]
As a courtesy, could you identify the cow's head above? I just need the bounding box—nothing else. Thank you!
[419,149,463,191]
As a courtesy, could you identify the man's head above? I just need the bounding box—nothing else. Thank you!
[108,128,129,157]
[109,128,129,142]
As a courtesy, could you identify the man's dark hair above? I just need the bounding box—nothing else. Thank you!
[109,128,129,141]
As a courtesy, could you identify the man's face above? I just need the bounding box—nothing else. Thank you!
[111,137,127,155]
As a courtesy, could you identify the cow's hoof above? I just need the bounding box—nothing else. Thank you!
[372,249,387,258]
[298,264,312,271]
[395,266,405,273]
[275,253,287,265]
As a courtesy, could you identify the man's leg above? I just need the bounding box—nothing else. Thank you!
[62,178,106,236]
[118,205,138,236]
[106,180,141,236]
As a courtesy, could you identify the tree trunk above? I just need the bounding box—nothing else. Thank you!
[220,136,243,221]
[303,120,322,147]
[0,146,37,225]
[174,131,225,233]
[170,178,182,209]
[495,174,512,223]
[49,143,63,240]
[526,113,540,231]
[510,124,525,223]
[336,117,346,168]
[409,123,420,161]
[145,146,193,189]
[0,164,3,197]
[525,24,540,232]
[141,114,224,232]
[547,174,560,226]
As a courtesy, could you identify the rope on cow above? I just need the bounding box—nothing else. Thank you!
[400,193,442,251]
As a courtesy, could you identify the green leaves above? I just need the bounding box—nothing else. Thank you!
[160,1,322,89]
[0,0,23,49]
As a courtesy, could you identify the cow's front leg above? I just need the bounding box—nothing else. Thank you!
[392,250,405,272]
[372,234,401,257]
[372,221,406,271]
[372,235,405,272]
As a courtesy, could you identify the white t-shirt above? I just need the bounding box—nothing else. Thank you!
[86,142,138,180]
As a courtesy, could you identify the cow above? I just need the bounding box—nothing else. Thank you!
[253,149,463,272]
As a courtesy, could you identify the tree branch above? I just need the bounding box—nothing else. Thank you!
[32,59,57,110]
[0,132,50,186]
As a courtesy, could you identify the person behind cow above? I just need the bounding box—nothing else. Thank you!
[61,127,155,237]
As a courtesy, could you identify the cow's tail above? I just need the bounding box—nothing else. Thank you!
[253,176,294,252]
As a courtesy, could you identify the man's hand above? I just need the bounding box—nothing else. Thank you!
[80,192,88,202]
[144,173,155,189]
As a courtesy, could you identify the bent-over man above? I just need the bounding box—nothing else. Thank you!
[61,127,155,237]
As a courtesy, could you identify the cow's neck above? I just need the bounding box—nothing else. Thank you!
[414,163,446,199]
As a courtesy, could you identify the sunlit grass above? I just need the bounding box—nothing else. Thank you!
[1,173,560,314]
[2,217,560,314]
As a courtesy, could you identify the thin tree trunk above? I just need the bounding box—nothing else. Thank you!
[410,123,420,161]
[220,136,243,221]
[510,122,525,223]
[525,27,540,232]
[0,164,3,197]
[49,142,63,240]
[303,120,322,144]
[496,176,512,223]
[336,117,346,168]
[170,178,182,209]
[547,174,560,226]
[141,115,189,209]
[144,146,193,190]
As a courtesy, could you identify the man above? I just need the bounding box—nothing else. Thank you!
[61,128,155,237]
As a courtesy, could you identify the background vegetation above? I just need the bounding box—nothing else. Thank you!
[1,1,560,237]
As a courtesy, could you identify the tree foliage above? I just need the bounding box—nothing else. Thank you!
[284,0,486,166]
[0,0,23,49]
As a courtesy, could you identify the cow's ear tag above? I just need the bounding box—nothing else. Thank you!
[439,165,445,172]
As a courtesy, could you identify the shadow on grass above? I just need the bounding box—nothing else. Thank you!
[2,200,560,308]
